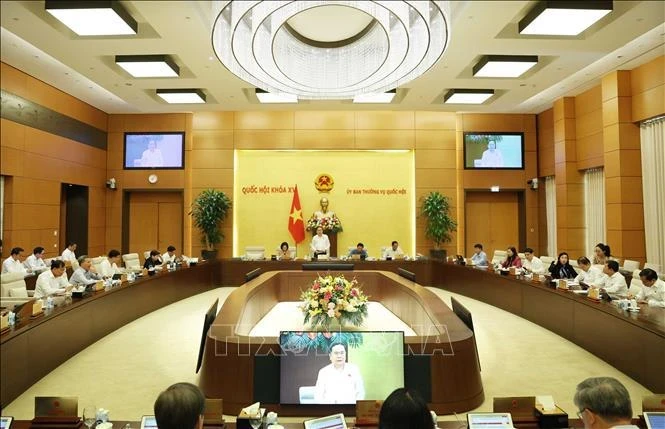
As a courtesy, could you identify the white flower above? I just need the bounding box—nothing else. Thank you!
[310,300,319,308]
[327,309,335,317]
[327,302,335,310]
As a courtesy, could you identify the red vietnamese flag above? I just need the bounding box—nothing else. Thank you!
[288,185,306,244]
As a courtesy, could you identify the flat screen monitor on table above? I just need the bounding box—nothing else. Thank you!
[279,331,404,405]
[644,412,665,429]
[124,132,184,169]
[0,417,13,429]
[464,132,524,169]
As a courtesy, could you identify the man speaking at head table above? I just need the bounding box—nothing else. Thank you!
[310,226,330,257]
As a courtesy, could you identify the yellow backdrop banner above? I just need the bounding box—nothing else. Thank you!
[234,150,414,258]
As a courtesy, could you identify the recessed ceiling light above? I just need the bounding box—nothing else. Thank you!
[255,89,298,104]
[115,55,180,78]
[45,0,137,36]
[518,0,612,36]
[157,88,206,104]
[443,89,494,104]
[353,89,397,103]
[472,55,538,78]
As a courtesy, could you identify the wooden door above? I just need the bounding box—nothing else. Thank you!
[128,192,182,262]
[465,192,519,260]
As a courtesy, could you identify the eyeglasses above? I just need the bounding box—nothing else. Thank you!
[577,408,594,420]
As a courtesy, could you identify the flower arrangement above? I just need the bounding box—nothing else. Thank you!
[300,274,368,330]
[306,214,343,233]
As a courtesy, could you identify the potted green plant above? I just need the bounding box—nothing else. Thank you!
[190,189,232,260]
[420,191,457,260]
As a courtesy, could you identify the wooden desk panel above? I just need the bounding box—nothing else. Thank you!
[0,262,219,408]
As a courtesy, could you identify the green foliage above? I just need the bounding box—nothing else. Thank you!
[190,189,232,250]
[280,331,364,353]
[419,191,457,249]
[466,134,504,145]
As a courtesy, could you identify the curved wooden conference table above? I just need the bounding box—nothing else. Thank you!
[199,269,484,416]
[2,259,663,410]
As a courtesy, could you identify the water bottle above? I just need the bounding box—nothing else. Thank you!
[46,296,54,309]
[8,311,15,326]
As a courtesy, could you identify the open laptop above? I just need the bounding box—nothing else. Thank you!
[140,416,158,429]
[304,413,347,429]
[0,417,13,429]
[467,413,515,429]
[644,412,665,429]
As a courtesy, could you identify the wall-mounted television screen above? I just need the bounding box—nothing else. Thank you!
[124,132,184,169]
[279,331,404,405]
[464,132,524,169]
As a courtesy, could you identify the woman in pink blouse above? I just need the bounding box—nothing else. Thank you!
[501,246,522,268]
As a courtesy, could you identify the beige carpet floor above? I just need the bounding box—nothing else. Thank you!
[2,286,652,422]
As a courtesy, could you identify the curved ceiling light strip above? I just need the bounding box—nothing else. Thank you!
[212,0,450,99]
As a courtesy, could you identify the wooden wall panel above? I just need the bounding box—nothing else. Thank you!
[630,56,665,122]
[1,64,108,257]
[574,86,604,169]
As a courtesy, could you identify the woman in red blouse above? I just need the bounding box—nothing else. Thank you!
[501,246,522,268]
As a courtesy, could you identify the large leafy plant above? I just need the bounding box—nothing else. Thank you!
[190,189,232,250]
[420,191,457,249]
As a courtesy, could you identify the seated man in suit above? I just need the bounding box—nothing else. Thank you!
[24,246,47,272]
[34,260,70,299]
[349,243,368,260]
[154,382,205,429]
[522,248,546,274]
[593,260,628,298]
[2,247,27,275]
[470,243,488,267]
[634,268,665,307]
[70,256,103,287]
[383,241,404,260]
[573,377,636,429]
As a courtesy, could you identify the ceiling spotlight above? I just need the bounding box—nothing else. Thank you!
[353,89,397,104]
[45,0,137,36]
[156,89,206,104]
[518,0,613,36]
[116,55,179,78]
[255,89,298,104]
[443,89,494,104]
[473,55,538,78]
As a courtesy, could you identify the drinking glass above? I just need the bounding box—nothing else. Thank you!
[83,406,96,429]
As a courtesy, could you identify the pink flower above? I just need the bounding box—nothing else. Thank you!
[312,282,320,290]
[324,292,332,300]
[351,288,358,297]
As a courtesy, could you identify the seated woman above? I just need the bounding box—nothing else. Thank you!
[277,242,292,260]
[549,252,578,279]
[592,243,611,265]
[379,387,434,429]
[500,246,522,269]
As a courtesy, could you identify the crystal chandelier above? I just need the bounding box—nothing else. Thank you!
[212,1,450,100]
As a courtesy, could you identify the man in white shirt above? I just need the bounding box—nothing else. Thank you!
[162,245,177,264]
[70,256,102,287]
[2,247,27,275]
[140,140,164,167]
[61,242,77,264]
[634,268,665,308]
[593,260,628,298]
[574,257,603,284]
[314,344,365,404]
[522,248,546,274]
[383,241,405,260]
[470,243,488,267]
[478,141,504,167]
[310,226,330,256]
[98,249,123,278]
[34,260,70,299]
[24,246,47,272]
[573,377,638,429]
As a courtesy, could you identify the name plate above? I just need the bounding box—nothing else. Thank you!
[588,288,600,300]
[94,280,104,291]
[203,398,223,426]
[32,300,44,316]
[355,400,382,426]
[557,279,568,290]
[0,313,8,331]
